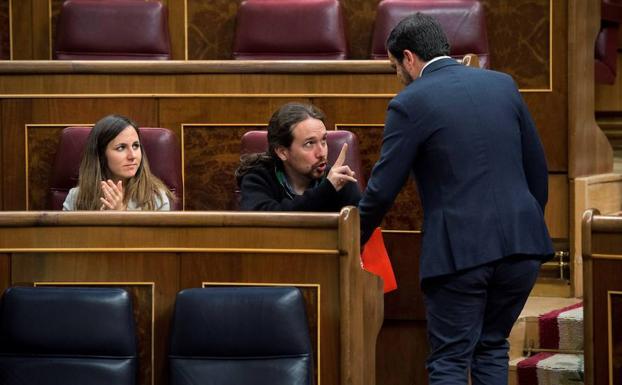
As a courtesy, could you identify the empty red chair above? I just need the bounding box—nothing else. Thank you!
[233,0,348,60]
[54,0,171,60]
[595,23,618,84]
[370,0,490,68]
[47,126,183,210]
[595,0,622,84]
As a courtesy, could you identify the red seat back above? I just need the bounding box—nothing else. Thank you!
[233,0,348,60]
[54,0,171,60]
[371,0,490,68]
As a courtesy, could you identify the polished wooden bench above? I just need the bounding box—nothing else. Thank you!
[582,209,622,385]
[0,208,383,385]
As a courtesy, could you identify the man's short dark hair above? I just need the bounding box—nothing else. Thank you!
[386,13,451,63]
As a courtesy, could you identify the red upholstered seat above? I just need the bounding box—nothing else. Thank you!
[233,0,348,60]
[47,126,183,210]
[595,22,619,84]
[240,130,366,190]
[0,30,8,60]
[54,0,171,60]
[603,0,622,22]
[595,0,622,84]
[370,0,490,68]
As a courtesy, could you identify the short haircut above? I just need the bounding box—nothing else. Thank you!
[386,12,451,62]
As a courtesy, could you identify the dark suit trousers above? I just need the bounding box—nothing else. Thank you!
[421,255,542,385]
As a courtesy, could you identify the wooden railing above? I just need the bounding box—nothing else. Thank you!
[582,209,622,385]
[0,208,383,385]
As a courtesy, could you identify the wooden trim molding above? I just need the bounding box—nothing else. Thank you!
[608,290,622,385]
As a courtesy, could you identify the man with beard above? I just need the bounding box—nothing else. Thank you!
[358,13,554,385]
[236,102,360,211]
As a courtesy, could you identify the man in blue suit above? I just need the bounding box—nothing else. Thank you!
[358,13,554,385]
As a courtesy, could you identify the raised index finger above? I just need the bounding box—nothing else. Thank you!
[333,143,348,168]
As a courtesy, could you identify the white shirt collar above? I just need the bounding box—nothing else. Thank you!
[419,55,452,77]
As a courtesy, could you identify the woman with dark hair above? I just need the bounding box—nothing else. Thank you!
[62,114,174,211]
[236,102,360,211]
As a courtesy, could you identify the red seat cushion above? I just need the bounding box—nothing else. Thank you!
[54,0,171,60]
[233,0,347,60]
[371,0,490,68]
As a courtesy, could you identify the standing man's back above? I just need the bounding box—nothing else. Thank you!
[358,13,554,385]
[387,60,552,278]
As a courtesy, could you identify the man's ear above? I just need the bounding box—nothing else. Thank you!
[402,49,423,77]
[403,50,417,67]
[275,146,288,162]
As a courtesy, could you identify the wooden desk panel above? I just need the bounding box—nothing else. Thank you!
[582,210,622,385]
[0,210,384,385]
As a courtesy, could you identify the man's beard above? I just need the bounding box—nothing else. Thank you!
[306,160,327,180]
[403,71,414,85]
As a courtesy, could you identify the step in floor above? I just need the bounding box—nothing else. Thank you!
[509,296,582,360]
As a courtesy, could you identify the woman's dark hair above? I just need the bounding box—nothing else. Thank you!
[235,102,326,185]
[386,12,450,62]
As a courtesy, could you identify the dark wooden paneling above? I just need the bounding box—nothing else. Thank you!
[382,232,425,320]
[591,258,622,385]
[9,0,32,59]
[27,125,63,210]
[584,213,622,385]
[313,97,392,128]
[341,0,382,60]
[523,0,568,172]
[0,253,9,294]
[592,233,622,255]
[166,0,186,60]
[51,0,62,53]
[1,99,32,210]
[159,97,312,135]
[187,0,241,60]
[31,0,49,59]
[483,0,551,89]
[0,103,3,209]
[376,320,429,385]
[612,293,622,384]
[12,252,179,385]
[568,0,609,177]
[2,98,158,210]
[0,0,10,60]
[524,93,567,173]
[184,124,261,210]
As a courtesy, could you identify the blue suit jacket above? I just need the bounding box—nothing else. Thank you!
[359,58,554,280]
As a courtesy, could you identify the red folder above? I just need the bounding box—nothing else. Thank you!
[361,228,397,293]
